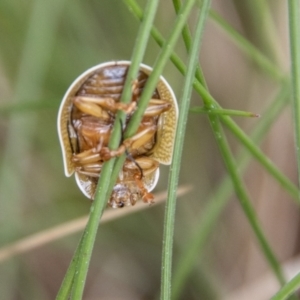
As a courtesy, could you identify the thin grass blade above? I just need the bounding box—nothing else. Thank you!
[160,1,211,299]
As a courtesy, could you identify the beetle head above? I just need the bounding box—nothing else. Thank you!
[109,182,141,208]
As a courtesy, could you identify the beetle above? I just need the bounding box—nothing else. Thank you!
[58,61,178,208]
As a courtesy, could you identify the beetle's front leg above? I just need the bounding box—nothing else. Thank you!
[100,125,157,161]
[73,96,136,118]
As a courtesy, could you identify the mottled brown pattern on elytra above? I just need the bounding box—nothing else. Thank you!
[152,80,177,164]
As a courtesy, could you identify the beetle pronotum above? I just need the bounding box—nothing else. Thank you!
[58,61,178,208]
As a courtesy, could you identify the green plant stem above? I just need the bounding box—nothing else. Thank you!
[180,0,287,287]
[124,0,299,203]
[111,0,199,188]
[271,272,300,300]
[123,0,299,294]
[194,74,298,202]
[56,236,84,299]
[288,0,300,195]
[69,0,160,298]
[171,0,290,293]
[172,0,207,86]
[220,108,299,200]
[209,115,286,286]
[114,0,161,144]
[111,0,199,194]
[68,0,198,296]
[160,2,211,299]
[124,0,284,83]
[190,106,260,117]
[70,160,114,299]
[124,0,196,138]
[172,82,291,299]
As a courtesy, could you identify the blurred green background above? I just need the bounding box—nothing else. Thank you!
[0,1,298,299]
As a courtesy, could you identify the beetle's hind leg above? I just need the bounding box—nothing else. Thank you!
[100,124,157,161]
[72,148,103,177]
[124,157,159,205]
[75,163,102,178]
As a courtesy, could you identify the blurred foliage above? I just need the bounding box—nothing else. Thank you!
[0,0,299,299]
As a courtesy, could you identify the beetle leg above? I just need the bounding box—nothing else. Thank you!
[124,157,159,177]
[73,97,111,120]
[144,99,172,117]
[134,174,155,204]
[73,96,136,116]
[75,163,102,178]
[72,148,101,165]
[100,145,126,161]
[131,79,140,102]
[124,157,158,204]
[124,125,157,150]
[100,125,157,161]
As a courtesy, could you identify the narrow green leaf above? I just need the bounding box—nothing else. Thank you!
[171,0,290,295]
[190,106,260,117]
[172,70,292,300]
[220,110,299,201]
[55,236,84,299]
[124,0,197,138]
[124,0,299,205]
[63,1,161,298]
[271,272,300,300]
[209,116,286,286]
[160,1,211,299]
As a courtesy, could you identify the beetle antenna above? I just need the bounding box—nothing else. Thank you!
[125,150,144,179]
